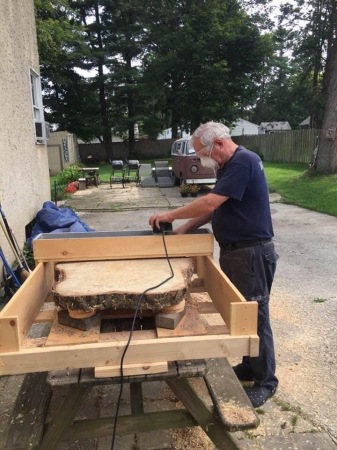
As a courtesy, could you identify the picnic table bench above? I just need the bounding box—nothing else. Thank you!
[4,358,259,450]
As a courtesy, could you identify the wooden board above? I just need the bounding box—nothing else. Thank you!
[204,358,260,431]
[45,319,101,347]
[0,334,259,375]
[33,232,214,263]
[4,372,52,448]
[52,258,194,311]
[94,361,168,378]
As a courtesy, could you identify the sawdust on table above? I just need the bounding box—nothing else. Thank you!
[188,292,226,326]
[218,399,257,425]
[171,427,215,450]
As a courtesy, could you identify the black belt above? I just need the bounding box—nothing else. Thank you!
[220,238,271,251]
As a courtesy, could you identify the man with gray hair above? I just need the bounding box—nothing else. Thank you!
[149,121,278,407]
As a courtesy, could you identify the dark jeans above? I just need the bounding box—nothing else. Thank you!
[219,240,279,390]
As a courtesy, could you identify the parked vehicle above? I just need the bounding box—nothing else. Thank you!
[171,137,217,186]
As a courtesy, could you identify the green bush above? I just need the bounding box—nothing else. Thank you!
[50,182,69,202]
[56,164,83,185]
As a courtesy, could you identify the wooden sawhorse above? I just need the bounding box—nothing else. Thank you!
[41,359,258,450]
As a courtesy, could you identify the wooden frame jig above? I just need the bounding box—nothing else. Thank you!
[0,231,258,375]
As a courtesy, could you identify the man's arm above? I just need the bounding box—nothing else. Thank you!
[173,213,212,234]
[149,192,228,229]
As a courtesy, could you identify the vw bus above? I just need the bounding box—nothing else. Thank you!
[171,137,217,186]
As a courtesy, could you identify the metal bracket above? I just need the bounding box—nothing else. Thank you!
[325,128,336,141]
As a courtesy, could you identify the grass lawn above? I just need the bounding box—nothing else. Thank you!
[264,162,337,217]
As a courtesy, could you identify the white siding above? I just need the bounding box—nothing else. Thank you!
[230,119,259,136]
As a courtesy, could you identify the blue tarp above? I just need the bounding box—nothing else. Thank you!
[27,201,94,249]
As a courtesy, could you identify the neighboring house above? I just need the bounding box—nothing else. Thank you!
[0,1,50,272]
[230,119,259,136]
[299,117,310,128]
[158,128,190,140]
[47,131,80,175]
[259,121,292,134]
[77,136,123,144]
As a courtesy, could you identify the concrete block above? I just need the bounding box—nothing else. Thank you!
[154,307,186,329]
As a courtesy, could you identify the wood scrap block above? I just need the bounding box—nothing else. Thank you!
[156,305,207,338]
[52,258,194,312]
[94,361,168,378]
[45,318,101,347]
[155,307,186,330]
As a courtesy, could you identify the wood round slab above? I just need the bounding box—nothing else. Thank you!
[52,257,195,312]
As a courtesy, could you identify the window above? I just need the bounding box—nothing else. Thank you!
[30,69,47,143]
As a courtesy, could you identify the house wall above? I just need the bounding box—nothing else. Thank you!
[230,119,259,136]
[47,131,80,175]
[0,1,50,269]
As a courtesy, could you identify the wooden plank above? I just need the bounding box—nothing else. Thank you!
[21,337,47,348]
[45,319,101,346]
[33,233,214,263]
[35,309,56,323]
[207,324,229,335]
[4,372,52,449]
[230,302,258,336]
[197,301,218,314]
[47,369,81,387]
[79,362,180,385]
[99,329,157,341]
[195,256,258,335]
[176,359,207,377]
[0,334,257,375]
[166,378,241,450]
[0,262,54,352]
[39,386,91,450]
[63,410,197,440]
[130,382,144,414]
[249,335,260,356]
[101,308,154,319]
[204,358,259,431]
[0,317,20,353]
[95,361,168,378]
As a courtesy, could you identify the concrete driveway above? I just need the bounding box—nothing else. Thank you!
[1,183,336,449]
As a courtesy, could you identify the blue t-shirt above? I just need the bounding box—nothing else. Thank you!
[211,146,274,244]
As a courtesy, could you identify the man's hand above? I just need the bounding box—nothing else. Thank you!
[149,211,174,230]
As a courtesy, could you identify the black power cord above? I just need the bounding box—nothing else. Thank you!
[111,230,174,449]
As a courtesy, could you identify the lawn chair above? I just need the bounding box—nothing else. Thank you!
[109,160,125,188]
[139,164,156,187]
[124,160,140,186]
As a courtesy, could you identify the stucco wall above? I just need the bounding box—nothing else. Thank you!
[0,1,50,267]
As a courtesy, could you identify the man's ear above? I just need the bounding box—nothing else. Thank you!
[214,138,223,147]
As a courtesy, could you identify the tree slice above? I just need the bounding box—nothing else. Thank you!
[52,258,194,312]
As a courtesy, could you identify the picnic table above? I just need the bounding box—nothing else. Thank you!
[81,167,100,187]
[4,359,259,450]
